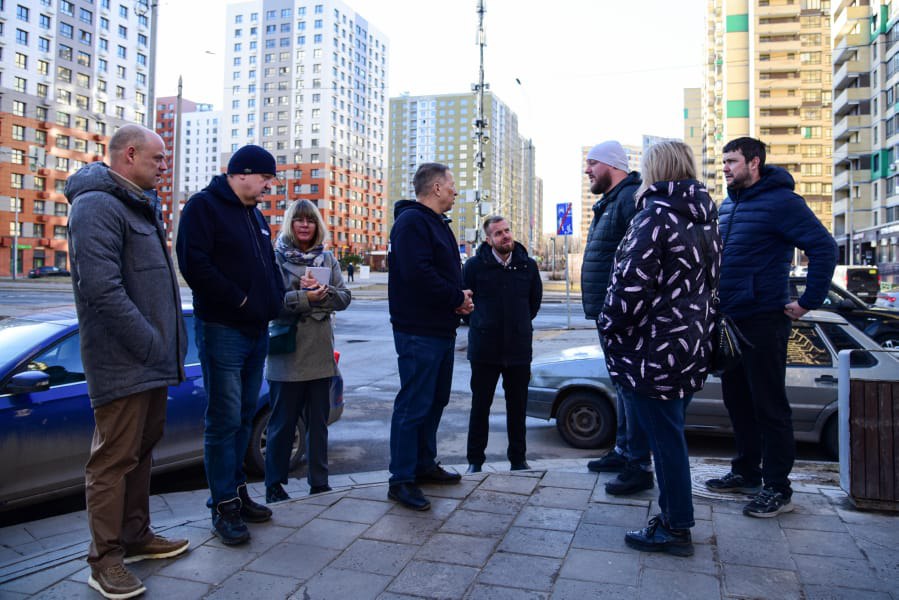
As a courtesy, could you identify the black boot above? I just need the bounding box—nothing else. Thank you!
[237,483,272,523]
[624,515,693,557]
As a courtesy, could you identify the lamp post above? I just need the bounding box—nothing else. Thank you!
[11,189,20,280]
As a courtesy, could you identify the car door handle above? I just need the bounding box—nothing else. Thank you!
[815,375,838,384]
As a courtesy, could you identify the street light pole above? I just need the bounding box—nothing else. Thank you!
[12,188,19,280]
[171,75,183,258]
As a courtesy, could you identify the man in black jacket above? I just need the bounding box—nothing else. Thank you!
[464,216,542,473]
[387,163,473,511]
[580,141,652,496]
[177,145,284,545]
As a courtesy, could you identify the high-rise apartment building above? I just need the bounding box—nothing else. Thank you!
[684,88,704,176]
[702,0,833,229]
[388,91,540,254]
[223,0,389,257]
[154,95,222,239]
[0,0,156,276]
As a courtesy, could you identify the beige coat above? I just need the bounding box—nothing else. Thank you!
[265,250,351,382]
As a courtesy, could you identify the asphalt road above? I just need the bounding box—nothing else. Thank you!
[0,284,830,526]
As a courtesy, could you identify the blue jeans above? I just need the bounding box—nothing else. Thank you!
[622,388,694,529]
[389,331,455,485]
[195,319,267,507]
[265,378,330,489]
[598,325,651,467]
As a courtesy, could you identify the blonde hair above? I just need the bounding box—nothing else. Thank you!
[637,141,697,199]
[281,199,328,248]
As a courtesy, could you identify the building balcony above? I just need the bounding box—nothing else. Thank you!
[764,132,803,145]
[833,136,872,162]
[834,32,871,64]
[768,150,803,163]
[760,115,802,127]
[757,77,803,90]
[834,59,870,91]
[834,114,872,141]
[757,39,801,52]
[757,95,802,109]
[833,168,872,191]
[757,58,801,73]
[833,4,872,38]
[757,21,800,35]
[834,86,870,116]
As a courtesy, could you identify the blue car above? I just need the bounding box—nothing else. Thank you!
[0,307,343,511]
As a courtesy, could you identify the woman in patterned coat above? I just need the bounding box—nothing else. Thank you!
[599,140,721,557]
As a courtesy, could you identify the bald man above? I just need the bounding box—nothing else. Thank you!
[66,124,189,599]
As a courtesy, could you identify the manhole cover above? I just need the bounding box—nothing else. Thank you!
[690,462,757,502]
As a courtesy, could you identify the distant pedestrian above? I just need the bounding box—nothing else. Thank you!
[705,137,837,517]
[464,216,542,473]
[66,124,190,599]
[601,140,720,557]
[176,145,285,545]
[387,163,473,511]
[581,141,653,496]
[264,199,350,503]
[347,261,355,282]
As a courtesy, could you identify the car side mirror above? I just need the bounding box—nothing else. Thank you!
[5,371,51,394]
[839,299,855,310]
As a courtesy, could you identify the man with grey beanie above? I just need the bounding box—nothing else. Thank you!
[581,141,653,496]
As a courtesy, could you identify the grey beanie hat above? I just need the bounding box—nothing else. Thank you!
[586,141,629,172]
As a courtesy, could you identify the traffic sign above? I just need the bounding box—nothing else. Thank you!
[556,202,573,236]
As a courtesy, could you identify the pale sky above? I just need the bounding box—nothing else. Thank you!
[156,0,706,234]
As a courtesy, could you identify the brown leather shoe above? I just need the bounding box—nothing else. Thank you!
[88,563,146,599]
[124,534,190,564]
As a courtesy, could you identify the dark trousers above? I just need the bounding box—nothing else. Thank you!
[466,362,530,466]
[721,311,794,496]
[389,331,455,484]
[265,378,330,488]
[86,387,167,568]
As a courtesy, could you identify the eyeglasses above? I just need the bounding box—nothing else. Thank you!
[292,217,316,224]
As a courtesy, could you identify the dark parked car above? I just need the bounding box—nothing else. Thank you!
[527,311,899,459]
[0,307,343,510]
[27,266,70,278]
[790,277,899,348]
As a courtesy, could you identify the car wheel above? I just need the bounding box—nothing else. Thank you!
[822,415,838,461]
[244,407,306,476]
[555,391,615,449]
[874,334,899,349]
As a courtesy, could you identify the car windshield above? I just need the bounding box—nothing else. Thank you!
[790,280,866,308]
[0,319,69,370]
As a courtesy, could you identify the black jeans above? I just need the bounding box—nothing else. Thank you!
[721,311,794,496]
[467,362,530,466]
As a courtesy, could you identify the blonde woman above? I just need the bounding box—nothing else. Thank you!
[264,200,350,502]
[599,141,721,556]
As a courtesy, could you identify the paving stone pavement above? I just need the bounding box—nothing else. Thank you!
[0,458,897,599]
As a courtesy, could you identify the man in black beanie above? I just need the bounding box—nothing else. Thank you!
[177,145,285,545]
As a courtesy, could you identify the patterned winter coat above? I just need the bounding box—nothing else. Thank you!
[599,180,721,401]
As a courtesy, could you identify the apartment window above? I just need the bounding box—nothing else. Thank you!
[315,4,323,14]
[315,19,322,28]
[76,94,89,110]
[56,111,71,127]
[59,45,73,60]
[11,125,25,141]
[98,58,108,72]
[118,4,128,18]
[33,200,45,214]
[10,149,25,165]
[234,42,242,52]
[115,85,125,98]
[14,52,28,68]
[39,37,51,52]
[13,76,26,92]
[12,100,26,117]
[60,0,74,15]
[39,13,51,29]
[54,225,67,239]
[137,53,146,66]
[77,51,91,66]
[100,16,108,29]
[117,45,126,58]
[35,106,48,121]
[17,5,30,20]
[11,173,25,190]
[99,37,108,50]
[16,28,28,45]
[76,72,90,87]
[58,65,72,81]
[33,224,45,239]
[118,25,127,38]
[79,30,91,44]
[115,106,125,119]
[60,22,74,38]
[79,7,92,23]
[56,134,71,149]
[136,72,146,85]
[116,65,126,78]
[36,83,49,98]
[137,33,147,46]
[97,79,107,92]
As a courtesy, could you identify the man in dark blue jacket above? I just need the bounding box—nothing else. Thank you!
[463,216,542,473]
[387,163,473,511]
[706,137,837,518]
[580,141,652,496]
[177,145,285,545]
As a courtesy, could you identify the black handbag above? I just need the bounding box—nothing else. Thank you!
[268,320,297,355]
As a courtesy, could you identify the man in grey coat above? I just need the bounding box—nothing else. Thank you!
[66,125,189,600]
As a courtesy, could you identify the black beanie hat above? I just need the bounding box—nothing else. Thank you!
[227,144,276,176]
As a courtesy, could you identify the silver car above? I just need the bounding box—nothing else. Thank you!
[526,310,899,459]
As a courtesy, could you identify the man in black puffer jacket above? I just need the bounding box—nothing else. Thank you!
[580,141,651,496]
[177,145,285,546]
[463,216,542,473]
